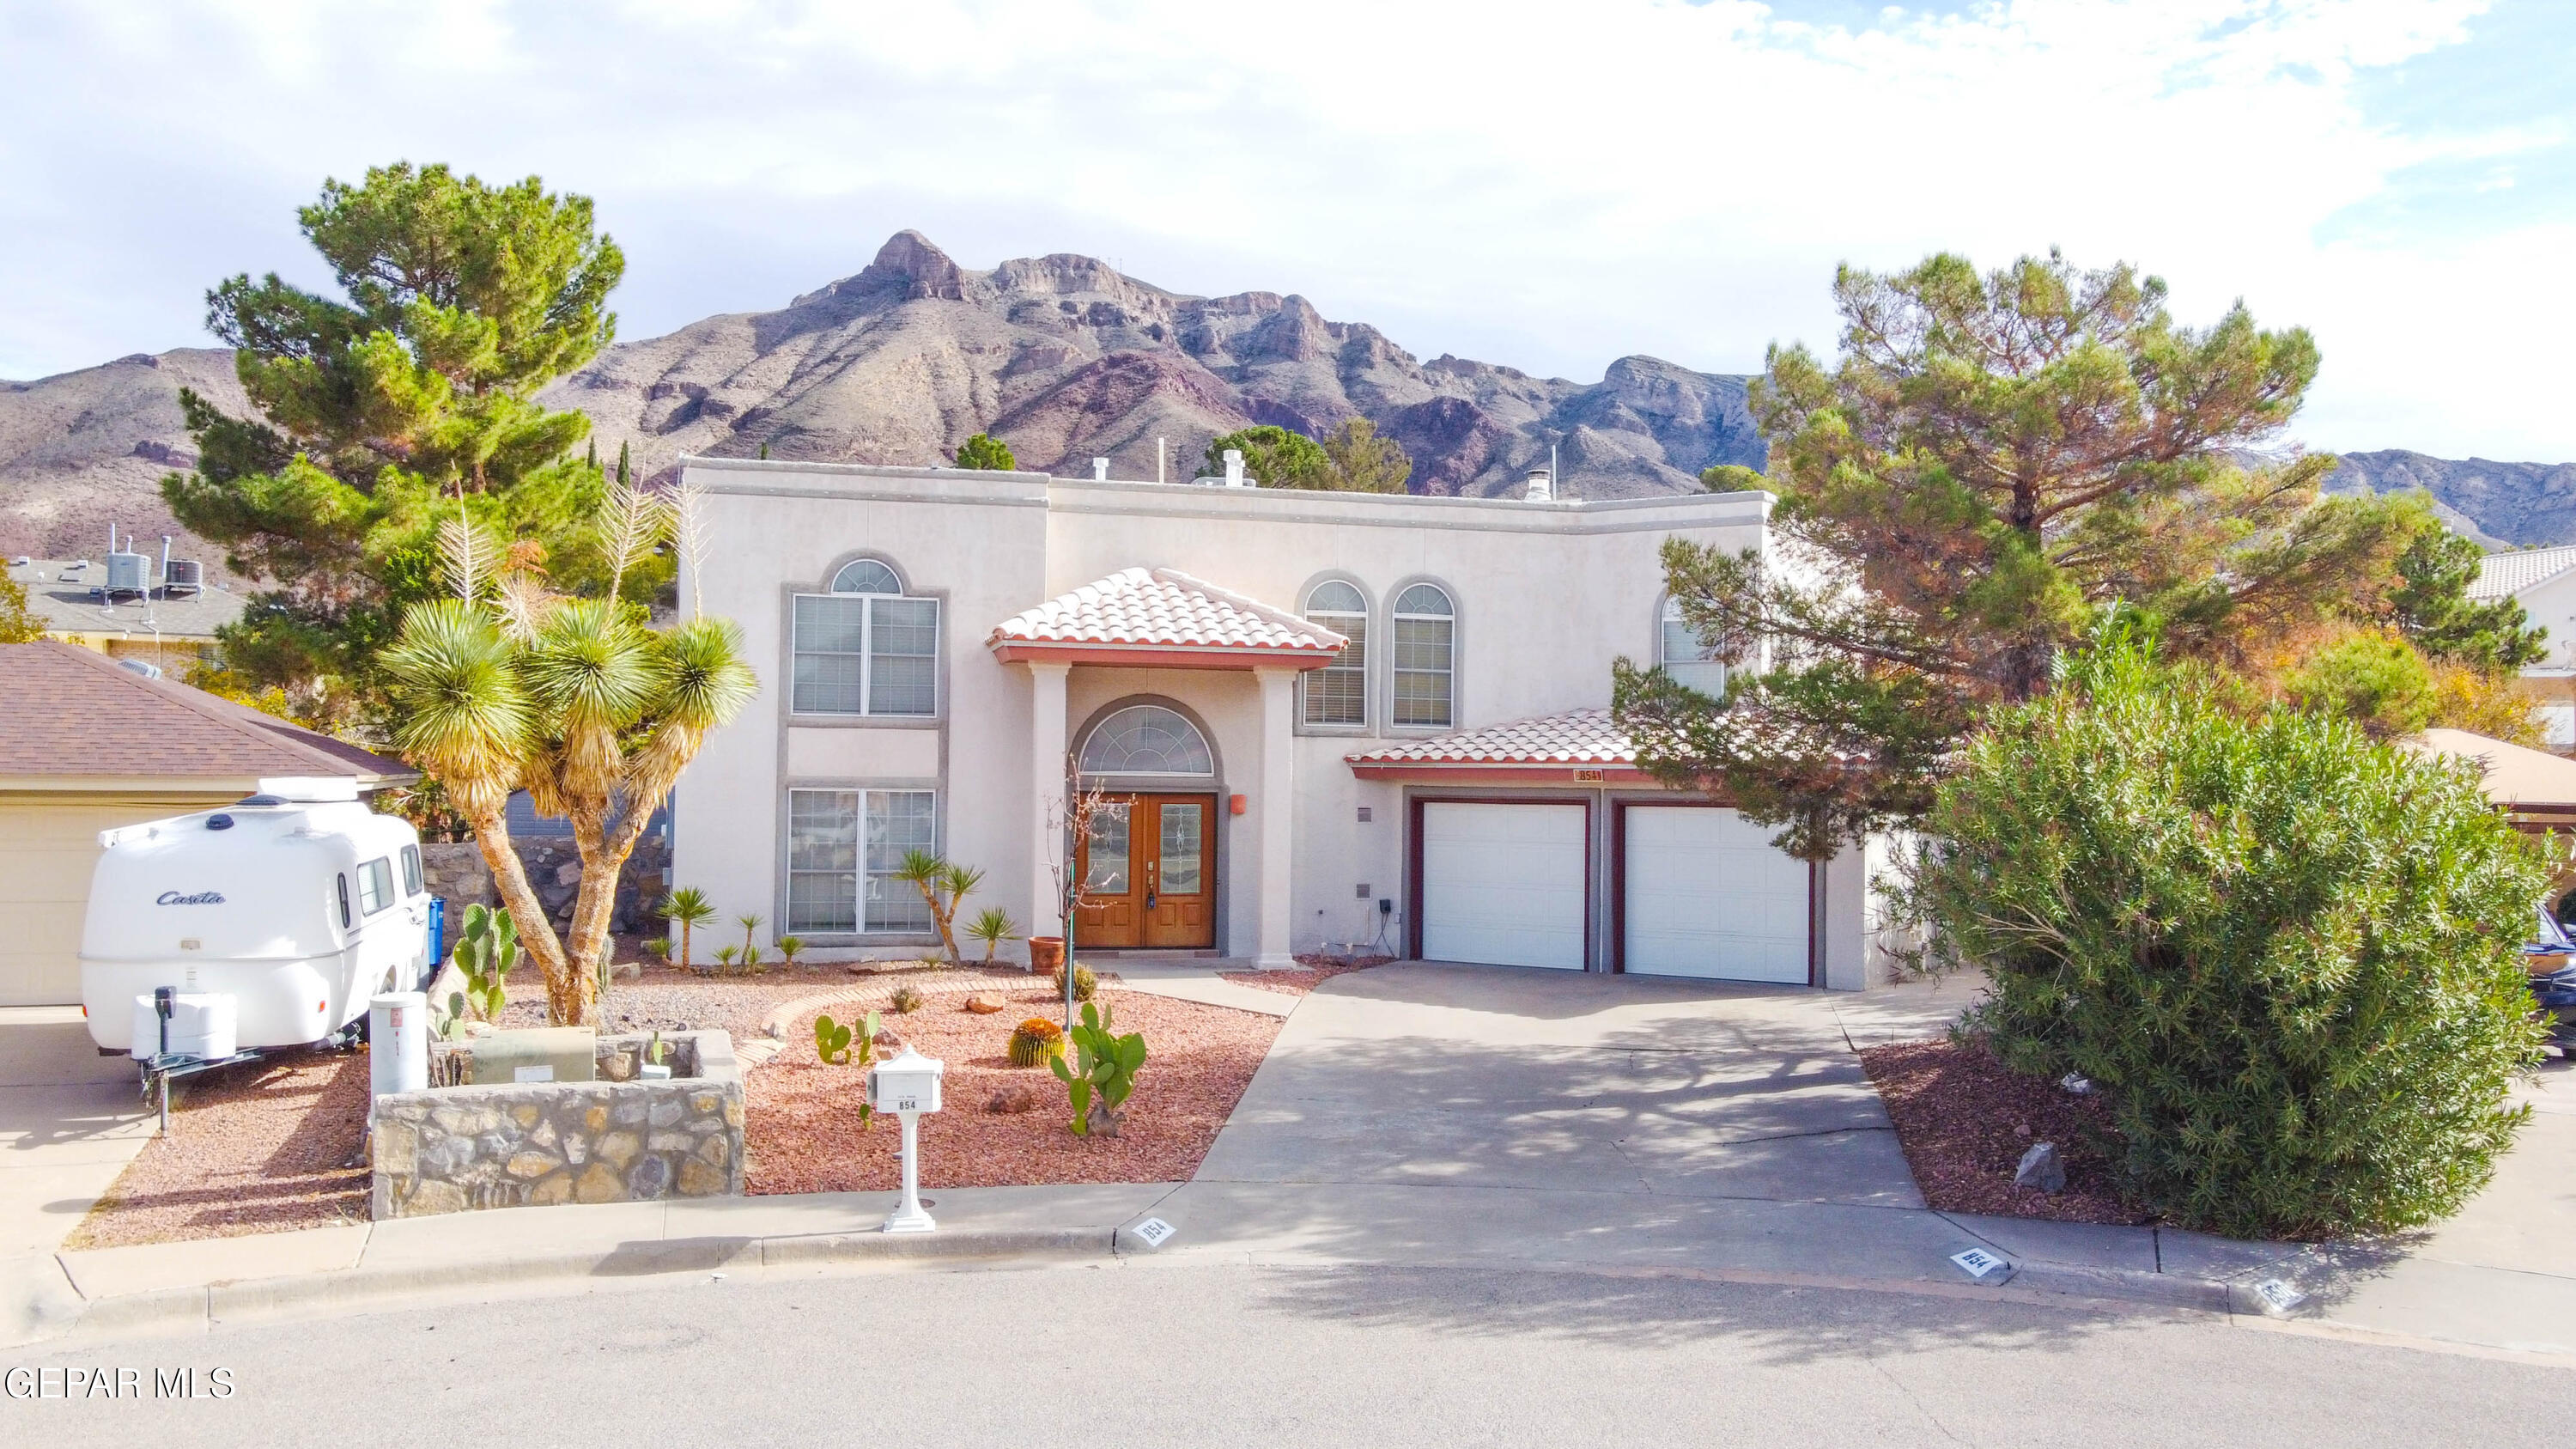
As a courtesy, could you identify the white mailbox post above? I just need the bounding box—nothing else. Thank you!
[869,1046,945,1233]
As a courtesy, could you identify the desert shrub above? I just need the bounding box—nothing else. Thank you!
[1912,634,2547,1238]
[1051,964,1097,1002]
[1007,1016,1066,1068]
[890,985,925,1014]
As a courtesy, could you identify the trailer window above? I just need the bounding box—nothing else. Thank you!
[400,844,422,897]
[337,874,352,928]
[357,857,394,916]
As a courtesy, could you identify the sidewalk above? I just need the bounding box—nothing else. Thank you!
[0,1007,155,1348]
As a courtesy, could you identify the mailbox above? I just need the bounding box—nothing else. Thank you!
[870,1046,944,1115]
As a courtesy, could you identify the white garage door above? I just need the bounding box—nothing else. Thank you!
[1623,807,1810,983]
[0,794,235,1006]
[1420,802,1588,970]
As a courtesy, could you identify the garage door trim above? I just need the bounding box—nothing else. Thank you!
[1612,800,1820,986]
[1406,794,1595,969]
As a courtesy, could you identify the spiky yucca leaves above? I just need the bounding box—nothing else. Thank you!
[382,505,756,1025]
[1913,631,2546,1238]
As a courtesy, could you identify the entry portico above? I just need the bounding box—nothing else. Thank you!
[988,567,1348,968]
[671,456,1906,989]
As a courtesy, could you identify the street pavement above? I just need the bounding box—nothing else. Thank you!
[5,1257,2568,1446]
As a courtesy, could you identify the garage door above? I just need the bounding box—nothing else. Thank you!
[1622,807,1810,983]
[0,794,234,1006]
[1420,802,1587,969]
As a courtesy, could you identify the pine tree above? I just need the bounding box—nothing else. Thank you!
[953,433,1016,470]
[161,162,638,731]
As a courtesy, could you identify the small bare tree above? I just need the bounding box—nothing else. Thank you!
[1042,754,1115,1028]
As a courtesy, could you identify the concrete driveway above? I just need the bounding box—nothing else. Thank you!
[0,1007,152,1342]
[1154,963,1984,1273]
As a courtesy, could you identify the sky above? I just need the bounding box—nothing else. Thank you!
[2,0,2571,461]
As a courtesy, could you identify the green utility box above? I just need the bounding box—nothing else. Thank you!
[465,1027,598,1085]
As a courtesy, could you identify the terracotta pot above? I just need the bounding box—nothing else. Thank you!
[1027,935,1066,976]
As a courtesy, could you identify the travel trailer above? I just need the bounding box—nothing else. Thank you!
[80,777,435,1053]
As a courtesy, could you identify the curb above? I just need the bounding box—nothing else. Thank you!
[46,1226,1122,1342]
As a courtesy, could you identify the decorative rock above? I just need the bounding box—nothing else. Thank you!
[2014,1141,2068,1194]
[627,1154,671,1199]
[528,1173,574,1207]
[574,1162,624,1202]
[963,994,1005,1014]
[596,1130,641,1167]
[2060,1073,2094,1095]
[676,1157,726,1196]
[985,1087,1039,1114]
[505,1150,559,1180]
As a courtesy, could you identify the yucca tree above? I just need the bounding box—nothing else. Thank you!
[383,483,756,1025]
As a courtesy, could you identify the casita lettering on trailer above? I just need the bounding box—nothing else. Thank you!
[155,891,226,905]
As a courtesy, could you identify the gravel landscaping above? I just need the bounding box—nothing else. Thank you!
[67,958,1284,1245]
[64,1050,374,1249]
[1218,955,1389,995]
[747,983,1283,1194]
[1858,1037,2147,1226]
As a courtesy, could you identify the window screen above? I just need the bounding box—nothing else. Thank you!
[787,789,939,934]
[1302,581,1368,727]
[792,590,939,716]
[1391,583,1454,728]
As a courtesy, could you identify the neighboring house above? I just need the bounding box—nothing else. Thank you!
[675,458,1906,989]
[6,556,246,674]
[2469,545,2576,752]
[0,642,412,1005]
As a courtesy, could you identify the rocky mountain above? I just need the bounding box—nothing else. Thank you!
[2324,450,2576,551]
[8,233,2571,564]
[0,233,1767,563]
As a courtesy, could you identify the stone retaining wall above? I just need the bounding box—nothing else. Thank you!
[420,836,669,935]
[370,1030,742,1220]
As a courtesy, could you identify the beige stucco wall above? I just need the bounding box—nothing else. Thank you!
[671,459,1899,981]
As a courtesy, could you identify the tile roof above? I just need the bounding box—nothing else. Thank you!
[1346,708,1636,766]
[8,559,247,639]
[988,567,1349,654]
[0,642,415,783]
[2470,545,2576,601]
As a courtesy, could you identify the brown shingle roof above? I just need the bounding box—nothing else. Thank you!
[0,642,415,783]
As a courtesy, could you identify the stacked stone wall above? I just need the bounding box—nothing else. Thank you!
[371,1030,742,1219]
[420,835,669,935]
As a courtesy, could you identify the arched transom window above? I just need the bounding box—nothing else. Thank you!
[1081,705,1214,777]
[1301,580,1368,728]
[1390,583,1455,728]
[1660,597,1728,697]
[792,558,939,715]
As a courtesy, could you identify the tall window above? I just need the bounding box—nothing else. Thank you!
[792,559,939,715]
[1079,705,1214,776]
[1390,583,1455,728]
[1301,581,1368,727]
[1660,597,1728,697]
[788,788,939,934]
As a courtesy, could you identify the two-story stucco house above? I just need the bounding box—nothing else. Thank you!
[671,457,1905,989]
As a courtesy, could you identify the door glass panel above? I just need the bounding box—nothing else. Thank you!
[1083,803,1132,893]
[1158,804,1204,894]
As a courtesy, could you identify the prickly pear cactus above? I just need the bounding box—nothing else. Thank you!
[1049,1000,1147,1137]
[456,904,518,1021]
[815,1013,854,1065]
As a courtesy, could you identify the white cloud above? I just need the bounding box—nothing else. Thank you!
[1,0,2567,459]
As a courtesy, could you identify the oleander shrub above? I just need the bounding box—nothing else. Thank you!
[1912,636,2547,1239]
[1051,964,1097,1003]
[1008,1016,1066,1068]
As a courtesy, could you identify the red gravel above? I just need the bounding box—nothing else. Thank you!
[495,963,911,1039]
[65,1052,374,1249]
[1859,1038,2148,1226]
[746,985,1281,1193]
[1219,955,1390,996]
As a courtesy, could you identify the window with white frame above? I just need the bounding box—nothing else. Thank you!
[1079,705,1214,776]
[1390,582,1455,728]
[1301,581,1368,727]
[1660,596,1729,697]
[791,560,939,715]
[787,788,939,934]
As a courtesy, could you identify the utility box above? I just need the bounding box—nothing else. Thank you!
[467,1027,598,1085]
[869,1046,944,1114]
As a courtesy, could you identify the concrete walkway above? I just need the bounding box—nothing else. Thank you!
[0,1007,154,1344]
[1102,959,1297,1018]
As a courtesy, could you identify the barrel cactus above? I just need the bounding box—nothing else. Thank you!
[1008,1016,1066,1068]
[1050,964,1097,1003]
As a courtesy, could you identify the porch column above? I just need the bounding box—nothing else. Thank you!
[1255,665,1297,970]
[1029,660,1070,947]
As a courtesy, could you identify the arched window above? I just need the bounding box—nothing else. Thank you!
[1390,583,1454,728]
[1301,580,1368,728]
[832,558,902,595]
[792,558,939,715]
[1660,597,1728,697]
[1080,704,1214,776]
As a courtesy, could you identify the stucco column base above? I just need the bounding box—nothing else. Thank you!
[1250,953,1299,971]
[1254,667,1297,971]
[1027,661,1071,945]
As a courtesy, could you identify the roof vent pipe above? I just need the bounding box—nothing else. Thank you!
[1525,467,1554,502]
[1091,457,1110,481]
[1224,448,1247,488]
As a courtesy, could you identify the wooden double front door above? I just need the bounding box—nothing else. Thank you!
[1074,794,1216,949]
